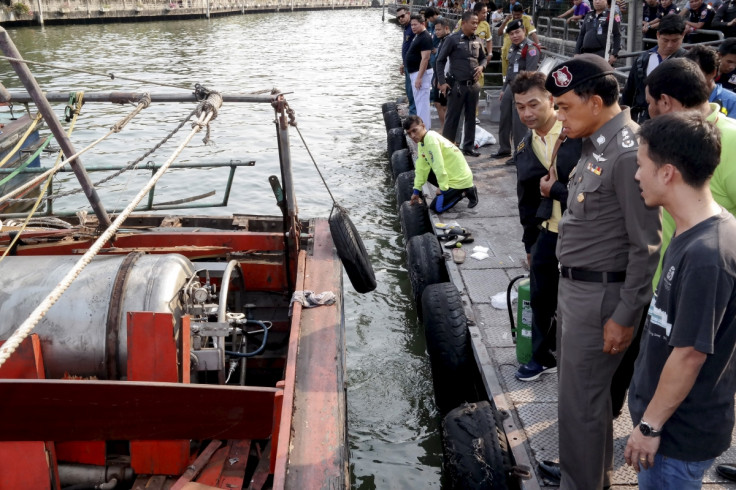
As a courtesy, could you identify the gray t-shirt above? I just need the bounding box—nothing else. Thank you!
[628,210,736,461]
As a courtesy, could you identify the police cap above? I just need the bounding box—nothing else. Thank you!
[506,19,524,33]
[544,54,615,96]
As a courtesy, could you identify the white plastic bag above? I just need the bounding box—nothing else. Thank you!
[474,125,497,148]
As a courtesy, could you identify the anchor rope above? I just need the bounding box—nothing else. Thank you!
[0,96,222,370]
[0,94,151,207]
[0,112,43,169]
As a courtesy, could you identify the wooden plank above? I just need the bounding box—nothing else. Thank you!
[216,440,251,489]
[247,441,271,490]
[0,380,278,441]
[170,440,222,490]
[278,219,348,489]
[193,446,228,486]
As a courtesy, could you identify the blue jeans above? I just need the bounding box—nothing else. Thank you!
[638,453,715,490]
[404,71,416,115]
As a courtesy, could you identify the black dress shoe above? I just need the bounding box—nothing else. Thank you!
[717,463,736,482]
[465,186,479,208]
[491,150,511,158]
[463,148,481,157]
[504,157,516,166]
[538,460,561,484]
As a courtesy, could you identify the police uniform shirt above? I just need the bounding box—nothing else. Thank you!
[715,0,736,24]
[657,3,680,17]
[436,31,487,85]
[642,1,659,23]
[556,109,662,327]
[688,3,715,27]
[505,38,540,86]
[576,9,621,56]
[531,120,564,232]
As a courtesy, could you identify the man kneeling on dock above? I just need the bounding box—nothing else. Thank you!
[403,115,479,213]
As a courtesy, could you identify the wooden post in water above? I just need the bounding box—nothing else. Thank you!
[35,0,43,25]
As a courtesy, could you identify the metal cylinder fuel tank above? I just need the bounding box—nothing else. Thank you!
[0,253,194,379]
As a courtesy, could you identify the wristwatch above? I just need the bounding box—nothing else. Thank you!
[639,420,662,437]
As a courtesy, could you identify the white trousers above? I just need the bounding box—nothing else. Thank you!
[410,68,434,129]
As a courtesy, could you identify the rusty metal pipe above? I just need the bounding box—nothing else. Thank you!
[6,90,280,105]
[0,27,112,228]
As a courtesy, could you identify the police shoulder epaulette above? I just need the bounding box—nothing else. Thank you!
[619,126,636,149]
[516,139,526,153]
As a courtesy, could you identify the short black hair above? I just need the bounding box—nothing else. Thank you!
[461,10,478,22]
[638,111,721,188]
[396,5,409,13]
[657,13,686,35]
[488,1,498,10]
[434,17,453,29]
[646,58,709,108]
[511,71,549,95]
[410,13,426,23]
[718,38,736,56]
[684,44,719,76]
[402,115,425,131]
[425,6,440,17]
[572,74,619,106]
[512,2,523,12]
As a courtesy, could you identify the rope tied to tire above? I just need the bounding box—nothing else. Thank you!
[193,84,221,144]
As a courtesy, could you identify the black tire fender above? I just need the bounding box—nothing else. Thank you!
[442,401,510,490]
[381,101,398,113]
[421,283,477,414]
[406,233,447,318]
[383,109,402,133]
[328,206,377,294]
[395,170,415,209]
[399,200,431,241]
[390,148,414,180]
[387,127,408,156]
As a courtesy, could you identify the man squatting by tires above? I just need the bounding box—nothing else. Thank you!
[403,115,479,213]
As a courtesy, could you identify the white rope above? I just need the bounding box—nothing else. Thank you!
[0,101,220,370]
[0,96,151,208]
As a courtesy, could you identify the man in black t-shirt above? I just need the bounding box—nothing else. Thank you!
[407,14,435,129]
[624,112,736,488]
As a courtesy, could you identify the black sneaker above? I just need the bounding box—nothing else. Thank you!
[466,186,479,208]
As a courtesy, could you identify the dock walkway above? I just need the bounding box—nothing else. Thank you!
[407,104,736,489]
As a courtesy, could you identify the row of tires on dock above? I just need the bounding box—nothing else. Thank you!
[381,102,517,490]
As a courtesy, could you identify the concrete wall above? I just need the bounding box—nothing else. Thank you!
[1,0,371,25]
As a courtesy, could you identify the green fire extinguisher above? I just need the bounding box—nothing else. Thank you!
[507,275,532,364]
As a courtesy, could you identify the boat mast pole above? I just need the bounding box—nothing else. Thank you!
[0,27,112,228]
[273,95,298,291]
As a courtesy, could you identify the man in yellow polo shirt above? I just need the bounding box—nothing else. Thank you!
[498,2,540,76]
[403,115,479,213]
[510,71,582,381]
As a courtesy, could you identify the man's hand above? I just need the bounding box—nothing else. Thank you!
[602,317,634,355]
[474,66,483,81]
[399,64,405,75]
[415,77,422,90]
[410,193,422,205]
[624,425,660,472]
[608,54,618,65]
[439,83,450,95]
[540,166,557,197]
[526,253,532,267]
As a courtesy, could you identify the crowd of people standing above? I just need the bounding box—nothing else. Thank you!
[394,1,736,488]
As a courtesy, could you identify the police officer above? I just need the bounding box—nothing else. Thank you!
[575,0,621,64]
[510,71,582,381]
[683,0,716,43]
[542,55,661,490]
[494,19,539,161]
[713,0,736,37]
[437,10,487,157]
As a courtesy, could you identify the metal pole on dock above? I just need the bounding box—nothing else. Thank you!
[35,0,43,25]
[0,27,112,229]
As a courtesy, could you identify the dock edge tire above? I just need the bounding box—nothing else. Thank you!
[399,200,431,241]
[382,101,398,114]
[421,282,477,414]
[442,401,509,490]
[406,233,446,318]
[391,148,414,180]
[387,127,408,156]
[329,205,377,294]
[395,170,415,209]
[383,109,402,133]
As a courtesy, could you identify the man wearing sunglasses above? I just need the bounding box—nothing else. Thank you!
[398,6,417,115]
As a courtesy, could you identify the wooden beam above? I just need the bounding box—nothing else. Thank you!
[0,380,278,441]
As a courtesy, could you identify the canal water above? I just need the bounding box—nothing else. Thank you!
[1,8,443,488]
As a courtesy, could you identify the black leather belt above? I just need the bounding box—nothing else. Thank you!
[455,79,476,86]
[560,266,626,283]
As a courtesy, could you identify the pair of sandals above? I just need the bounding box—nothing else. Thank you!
[437,225,474,249]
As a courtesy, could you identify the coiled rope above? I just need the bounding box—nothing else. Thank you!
[0,94,222,370]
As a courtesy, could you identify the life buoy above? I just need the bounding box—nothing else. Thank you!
[421,282,477,414]
[383,109,402,133]
[399,200,431,241]
[406,232,447,318]
[381,101,398,114]
[442,401,510,490]
[387,127,408,156]
[390,148,413,180]
[395,170,415,210]
[328,205,377,294]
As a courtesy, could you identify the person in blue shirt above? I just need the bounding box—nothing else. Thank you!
[685,45,736,119]
[397,6,417,116]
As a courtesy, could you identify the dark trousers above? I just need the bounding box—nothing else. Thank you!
[498,84,526,155]
[610,308,647,418]
[429,188,468,213]
[442,82,479,152]
[529,228,559,368]
[404,71,416,116]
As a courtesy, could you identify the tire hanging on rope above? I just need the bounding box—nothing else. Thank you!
[329,205,377,294]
